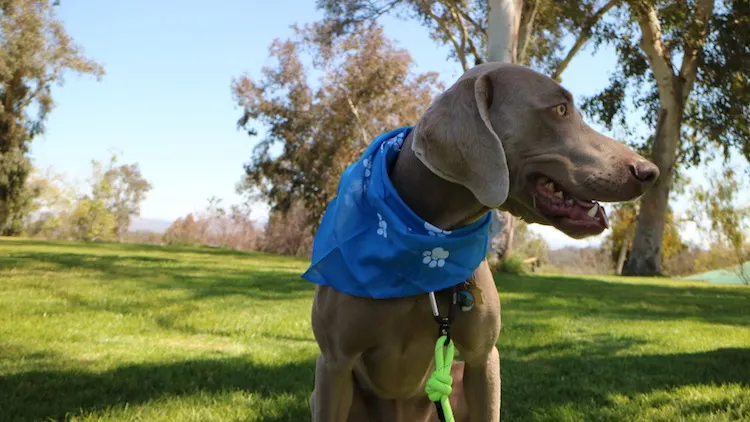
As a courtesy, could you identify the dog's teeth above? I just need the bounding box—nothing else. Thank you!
[544,182,555,191]
[554,191,563,199]
[566,198,574,206]
[602,209,610,228]
[587,203,599,218]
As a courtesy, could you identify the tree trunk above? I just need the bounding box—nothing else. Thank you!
[623,104,682,276]
[486,0,522,262]
[487,0,521,63]
[615,231,631,275]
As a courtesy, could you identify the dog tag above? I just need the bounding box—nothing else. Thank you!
[468,285,484,305]
[457,290,474,312]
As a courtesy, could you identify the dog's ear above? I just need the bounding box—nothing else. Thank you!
[411,70,510,208]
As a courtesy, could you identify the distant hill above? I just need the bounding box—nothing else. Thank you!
[129,217,172,233]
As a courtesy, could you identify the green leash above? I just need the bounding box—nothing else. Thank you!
[425,335,456,422]
[427,289,457,422]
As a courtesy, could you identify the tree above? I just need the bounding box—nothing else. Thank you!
[262,201,315,257]
[164,214,204,246]
[67,154,151,241]
[690,168,750,284]
[163,197,262,250]
[22,166,76,238]
[580,0,750,275]
[232,23,442,227]
[68,196,115,241]
[605,202,685,275]
[316,0,620,77]
[90,154,153,240]
[509,219,550,260]
[316,0,623,259]
[0,0,104,235]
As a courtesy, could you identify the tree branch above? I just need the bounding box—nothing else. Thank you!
[551,0,620,81]
[444,1,483,65]
[454,6,486,37]
[447,3,470,67]
[628,0,676,97]
[463,32,484,65]
[419,1,469,70]
[345,96,371,146]
[517,0,540,65]
[369,0,402,19]
[678,0,714,103]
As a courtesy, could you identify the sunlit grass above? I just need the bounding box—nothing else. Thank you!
[1,238,748,421]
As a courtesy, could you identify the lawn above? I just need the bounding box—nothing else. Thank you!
[1,238,749,421]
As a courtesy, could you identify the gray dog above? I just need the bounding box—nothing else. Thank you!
[305,62,659,421]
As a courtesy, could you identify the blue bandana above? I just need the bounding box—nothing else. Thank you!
[301,127,492,299]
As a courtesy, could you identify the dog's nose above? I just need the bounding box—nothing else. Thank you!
[629,160,659,185]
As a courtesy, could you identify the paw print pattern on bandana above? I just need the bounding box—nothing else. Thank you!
[363,158,372,178]
[423,247,449,268]
[362,157,374,193]
[424,222,452,237]
[344,178,363,207]
[388,132,406,151]
[376,213,387,238]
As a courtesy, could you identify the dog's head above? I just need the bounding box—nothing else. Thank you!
[412,62,659,239]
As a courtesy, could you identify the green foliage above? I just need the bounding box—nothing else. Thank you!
[577,1,749,276]
[233,23,442,227]
[0,148,34,235]
[21,166,77,238]
[581,1,749,171]
[68,197,116,241]
[0,0,103,234]
[689,0,750,162]
[690,167,750,284]
[1,239,749,421]
[19,154,151,242]
[511,219,550,261]
[496,254,527,275]
[605,202,685,269]
[89,154,153,240]
[315,0,618,74]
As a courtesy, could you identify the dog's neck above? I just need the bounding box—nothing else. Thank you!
[389,131,489,231]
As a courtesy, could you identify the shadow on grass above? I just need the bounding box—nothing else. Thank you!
[2,346,747,422]
[496,274,750,327]
[0,356,316,422]
[2,251,315,305]
[500,347,750,421]
[1,238,269,259]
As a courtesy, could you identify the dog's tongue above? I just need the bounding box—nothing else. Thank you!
[569,200,608,228]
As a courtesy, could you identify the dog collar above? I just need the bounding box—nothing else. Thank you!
[301,127,492,299]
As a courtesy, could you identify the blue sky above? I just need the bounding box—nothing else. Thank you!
[32,0,744,249]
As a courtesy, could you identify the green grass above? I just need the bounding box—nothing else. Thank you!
[1,238,749,421]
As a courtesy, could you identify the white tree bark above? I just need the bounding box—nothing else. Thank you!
[487,0,521,63]
[486,0,523,261]
[623,0,714,275]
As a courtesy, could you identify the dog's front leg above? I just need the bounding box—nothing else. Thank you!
[311,354,354,422]
[463,346,501,421]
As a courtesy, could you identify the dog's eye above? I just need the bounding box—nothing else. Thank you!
[554,104,568,117]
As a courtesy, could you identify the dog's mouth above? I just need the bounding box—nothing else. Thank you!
[527,174,609,238]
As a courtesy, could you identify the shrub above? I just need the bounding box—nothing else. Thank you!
[261,202,314,257]
[495,255,527,275]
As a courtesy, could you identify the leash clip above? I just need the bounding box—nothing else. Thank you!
[428,289,456,344]
[428,288,458,422]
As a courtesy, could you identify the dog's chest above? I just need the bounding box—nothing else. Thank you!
[354,311,438,399]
